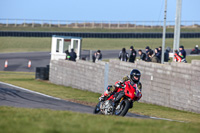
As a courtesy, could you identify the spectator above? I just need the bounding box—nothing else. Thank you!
[129,46,137,63]
[164,47,170,62]
[65,50,70,60]
[155,48,161,62]
[92,50,102,63]
[145,46,152,60]
[158,46,162,58]
[69,49,77,61]
[174,50,183,62]
[146,49,153,62]
[145,46,150,54]
[158,46,162,54]
[138,49,146,61]
[119,48,129,62]
[149,48,160,63]
[179,45,186,59]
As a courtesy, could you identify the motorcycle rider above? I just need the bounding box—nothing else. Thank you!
[99,69,142,103]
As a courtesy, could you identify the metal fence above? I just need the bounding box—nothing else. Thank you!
[0,18,200,29]
[0,31,199,38]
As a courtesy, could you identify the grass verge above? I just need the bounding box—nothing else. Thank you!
[0,37,200,53]
[0,71,200,124]
[1,106,200,133]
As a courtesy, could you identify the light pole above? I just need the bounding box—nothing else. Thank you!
[173,0,182,54]
[161,0,167,64]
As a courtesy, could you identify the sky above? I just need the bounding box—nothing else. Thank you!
[0,0,199,22]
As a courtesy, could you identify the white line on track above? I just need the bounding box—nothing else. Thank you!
[0,81,61,100]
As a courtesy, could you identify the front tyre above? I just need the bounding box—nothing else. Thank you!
[115,99,130,116]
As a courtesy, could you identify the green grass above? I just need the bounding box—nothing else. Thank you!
[0,37,51,52]
[0,71,200,133]
[0,71,200,124]
[1,106,200,133]
[1,37,200,53]
[1,27,200,32]
[186,55,200,63]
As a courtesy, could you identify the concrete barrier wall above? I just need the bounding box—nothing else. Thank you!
[50,59,200,113]
[50,60,106,93]
[108,60,200,113]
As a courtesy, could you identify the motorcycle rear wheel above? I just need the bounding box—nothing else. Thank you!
[93,102,102,114]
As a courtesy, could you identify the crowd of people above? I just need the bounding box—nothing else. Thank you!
[137,46,169,63]
[118,45,188,63]
[65,45,188,63]
[118,46,171,63]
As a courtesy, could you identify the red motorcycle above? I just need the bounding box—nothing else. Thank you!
[94,80,138,116]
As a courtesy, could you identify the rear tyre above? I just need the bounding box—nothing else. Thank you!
[115,99,130,116]
[93,102,101,114]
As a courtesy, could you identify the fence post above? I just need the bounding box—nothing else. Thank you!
[15,19,17,27]
[6,19,8,27]
[143,22,145,28]
[118,21,120,29]
[134,21,136,28]
[32,21,34,28]
[92,21,94,28]
[89,50,92,61]
[127,22,129,28]
[23,19,26,27]
[66,21,68,28]
[84,21,86,28]
[58,21,60,27]
[169,21,171,28]
[41,20,43,27]
[109,21,111,29]
[104,63,109,91]
[49,21,51,27]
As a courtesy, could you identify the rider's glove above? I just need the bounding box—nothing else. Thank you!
[115,82,122,88]
[99,96,105,102]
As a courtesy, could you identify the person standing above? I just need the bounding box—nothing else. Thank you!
[179,45,186,59]
[145,46,150,54]
[146,50,153,62]
[138,50,146,61]
[65,50,70,60]
[92,50,102,63]
[119,48,129,62]
[154,48,161,63]
[129,46,137,63]
[69,49,77,62]
[164,47,170,62]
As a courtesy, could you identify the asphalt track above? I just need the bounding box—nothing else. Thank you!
[0,49,195,72]
[0,81,150,119]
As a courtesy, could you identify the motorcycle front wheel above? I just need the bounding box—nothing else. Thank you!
[114,99,130,116]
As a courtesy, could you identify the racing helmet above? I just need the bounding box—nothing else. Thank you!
[130,69,141,83]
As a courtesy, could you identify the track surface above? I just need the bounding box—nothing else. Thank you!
[0,49,195,72]
[0,82,151,119]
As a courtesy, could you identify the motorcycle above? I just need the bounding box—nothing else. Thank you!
[190,48,200,54]
[93,80,138,116]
